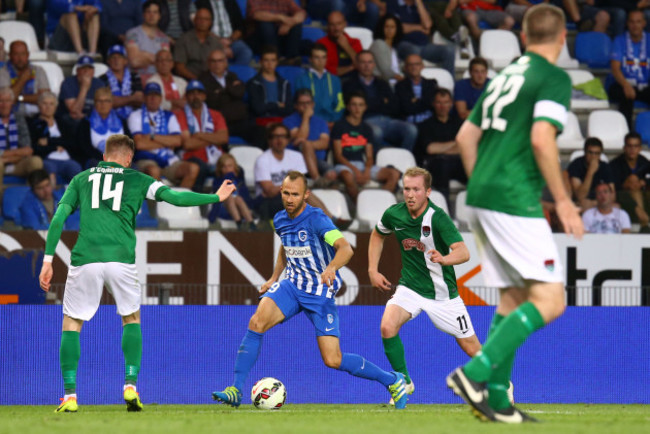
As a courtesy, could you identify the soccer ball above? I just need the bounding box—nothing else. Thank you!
[251,377,286,410]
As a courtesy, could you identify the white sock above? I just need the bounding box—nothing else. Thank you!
[124,384,137,392]
[64,393,77,400]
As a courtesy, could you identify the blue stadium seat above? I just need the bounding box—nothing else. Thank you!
[635,112,650,145]
[229,136,249,145]
[575,32,612,68]
[2,186,30,223]
[3,175,26,185]
[277,65,305,92]
[136,202,158,228]
[301,26,325,42]
[228,64,256,83]
[236,0,246,16]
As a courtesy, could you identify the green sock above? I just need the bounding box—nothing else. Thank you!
[122,323,142,385]
[60,331,80,395]
[485,314,515,411]
[382,335,411,384]
[464,302,545,382]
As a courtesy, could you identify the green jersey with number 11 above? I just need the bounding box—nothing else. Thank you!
[58,161,169,266]
[467,51,571,218]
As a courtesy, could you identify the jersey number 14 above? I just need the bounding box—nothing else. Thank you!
[481,74,525,132]
[88,173,124,211]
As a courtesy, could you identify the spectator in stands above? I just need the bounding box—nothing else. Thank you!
[295,43,344,124]
[370,14,406,83]
[128,82,200,188]
[247,46,292,125]
[610,132,650,190]
[386,0,455,77]
[195,0,252,64]
[605,1,650,30]
[0,87,42,190]
[19,169,79,230]
[618,173,650,232]
[199,48,266,148]
[58,55,106,130]
[454,56,489,120]
[318,11,363,77]
[0,37,6,68]
[395,54,437,124]
[99,44,143,121]
[307,0,382,31]
[609,9,650,130]
[283,89,337,186]
[175,79,229,189]
[99,0,143,55]
[415,87,465,200]
[125,0,171,81]
[158,0,192,40]
[208,153,257,230]
[450,0,514,43]
[46,0,102,56]
[28,91,81,185]
[26,1,47,49]
[568,137,615,210]
[343,50,418,151]
[331,91,400,200]
[147,50,187,112]
[0,40,49,117]
[424,1,466,51]
[582,183,631,233]
[75,87,126,167]
[246,0,305,64]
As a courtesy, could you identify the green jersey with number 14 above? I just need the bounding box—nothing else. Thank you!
[58,161,169,266]
[467,51,571,218]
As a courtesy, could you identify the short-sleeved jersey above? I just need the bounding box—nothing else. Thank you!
[467,52,571,217]
[274,205,342,298]
[59,161,169,266]
[376,201,463,300]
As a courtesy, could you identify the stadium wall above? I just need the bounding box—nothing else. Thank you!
[2,305,648,405]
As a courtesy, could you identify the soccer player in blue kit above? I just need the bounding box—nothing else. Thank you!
[213,171,408,408]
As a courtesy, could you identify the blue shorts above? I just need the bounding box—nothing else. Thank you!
[262,279,340,337]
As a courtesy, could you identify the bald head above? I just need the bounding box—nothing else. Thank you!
[327,11,347,39]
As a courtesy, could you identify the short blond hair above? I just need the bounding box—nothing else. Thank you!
[403,167,432,190]
[523,4,565,45]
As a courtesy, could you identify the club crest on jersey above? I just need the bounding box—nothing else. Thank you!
[327,314,334,324]
[298,230,308,242]
[544,259,555,272]
[422,225,431,237]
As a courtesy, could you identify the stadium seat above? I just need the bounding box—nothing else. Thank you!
[72,62,109,77]
[428,190,449,215]
[156,188,209,229]
[433,26,474,70]
[587,110,629,150]
[376,147,416,174]
[454,190,470,230]
[135,202,158,228]
[479,30,521,70]
[2,186,30,223]
[641,150,650,160]
[356,189,396,229]
[574,32,611,68]
[311,189,353,224]
[302,26,326,42]
[566,69,609,110]
[557,40,579,69]
[557,111,585,151]
[0,21,47,60]
[345,27,373,50]
[569,150,609,163]
[420,68,454,94]
[31,61,65,96]
[277,65,305,91]
[229,145,263,190]
[635,112,650,145]
[228,137,248,145]
[236,0,246,16]
[228,65,256,83]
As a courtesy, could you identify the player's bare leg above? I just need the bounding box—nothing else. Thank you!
[56,316,83,413]
[121,310,143,412]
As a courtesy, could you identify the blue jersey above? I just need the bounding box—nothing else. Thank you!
[274,205,341,298]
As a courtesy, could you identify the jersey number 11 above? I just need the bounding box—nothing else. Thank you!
[88,173,124,211]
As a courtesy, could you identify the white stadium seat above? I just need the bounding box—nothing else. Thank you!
[569,150,609,163]
[229,146,263,190]
[157,188,209,229]
[72,62,109,77]
[31,61,64,96]
[421,67,454,94]
[356,190,396,230]
[433,26,474,70]
[588,110,629,150]
[311,189,353,222]
[0,21,47,60]
[428,190,449,215]
[479,30,521,70]
[557,111,585,151]
[566,69,609,110]
[345,27,373,50]
[376,147,416,174]
[557,40,579,69]
[454,190,470,230]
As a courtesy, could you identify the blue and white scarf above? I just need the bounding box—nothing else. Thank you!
[184,103,221,164]
[135,107,178,167]
[89,109,124,152]
[624,31,649,88]
[7,62,35,95]
[0,113,19,150]
[105,68,133,119]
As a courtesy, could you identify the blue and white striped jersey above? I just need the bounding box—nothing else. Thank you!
[273,205,342,298]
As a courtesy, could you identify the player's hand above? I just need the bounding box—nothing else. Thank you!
[216,179,236,202]
[321,266,337,287]
[555,198,584,240]
[39,262,53,292]
[259,278,276,294]
[369,270,392,292]
[427,249,447,265]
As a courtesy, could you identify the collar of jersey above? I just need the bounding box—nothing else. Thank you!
[98,161,126,169]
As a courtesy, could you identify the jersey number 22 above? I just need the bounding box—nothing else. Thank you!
[481,74,525,132]
[89,173,124,211]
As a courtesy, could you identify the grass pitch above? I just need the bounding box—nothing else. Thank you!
[1,404,647,434]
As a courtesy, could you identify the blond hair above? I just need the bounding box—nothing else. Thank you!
[403,167,432,190]
[215,153,241,177]
[523,4,565,45]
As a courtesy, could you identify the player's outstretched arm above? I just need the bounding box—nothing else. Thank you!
[427,241,469,266]
[368,229,392,291]
[39,204,74,292]
[158,180,236,207]
[321,235,353,287]
[260,246,287,294]
[456,120,482,178]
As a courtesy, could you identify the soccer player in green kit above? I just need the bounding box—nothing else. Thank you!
[39,134,236,413]
[446,4,584,423]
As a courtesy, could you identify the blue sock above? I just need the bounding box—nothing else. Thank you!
[338,353,396,387]
[233,329,264,392]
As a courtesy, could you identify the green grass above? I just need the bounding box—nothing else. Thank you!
[1,404,648,434]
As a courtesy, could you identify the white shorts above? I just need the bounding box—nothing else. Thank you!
[387,285,476,339]
[469,207,563,288]
[63,262,141,321]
